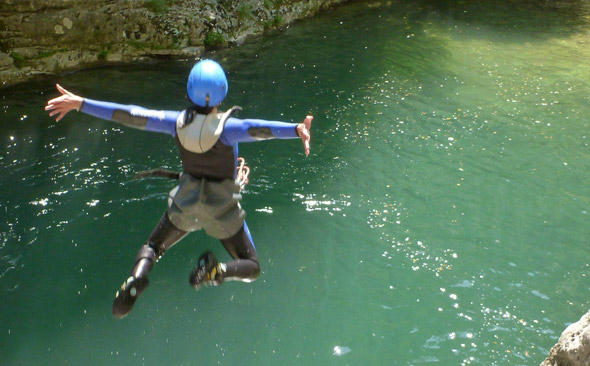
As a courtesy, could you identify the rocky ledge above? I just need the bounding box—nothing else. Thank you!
[0,0,348,87]
[541,309,590,366]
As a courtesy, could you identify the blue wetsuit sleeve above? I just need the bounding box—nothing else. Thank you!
[221,117,299,145]
[80,98,179,136]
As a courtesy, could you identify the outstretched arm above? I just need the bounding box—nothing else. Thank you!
[44,84,179,136]
[222,115,313,155]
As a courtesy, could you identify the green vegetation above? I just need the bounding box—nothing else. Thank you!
[127,40,146,50]
[35,48,69,59]
[145,0,174,14]
[263,0,294,8]
[9,52,25,68]
[37,51,56,59]
[8,49,71,69]
[97,46,110,60]
[237,3,254,20]
[204,32,225,49]
[264,15,284,29]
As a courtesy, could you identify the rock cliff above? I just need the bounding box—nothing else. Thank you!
[0,0,348,87]
[541,309,590,366]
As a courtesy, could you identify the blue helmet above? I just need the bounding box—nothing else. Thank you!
[186,59,228,107]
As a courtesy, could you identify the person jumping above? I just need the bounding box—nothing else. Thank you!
[45,59,313,318]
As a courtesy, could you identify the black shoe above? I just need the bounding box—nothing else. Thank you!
[189,251,224,290]
[112,275,149,319]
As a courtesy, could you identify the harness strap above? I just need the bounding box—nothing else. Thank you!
[134,157,251,192]
[134,169,181,180]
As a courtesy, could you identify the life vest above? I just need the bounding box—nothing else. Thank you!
[175,106,242,181]
[176,106,241,153]
[134,107,243,182]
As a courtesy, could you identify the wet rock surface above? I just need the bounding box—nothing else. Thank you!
[541,310,590,366]
[1,0,348,87]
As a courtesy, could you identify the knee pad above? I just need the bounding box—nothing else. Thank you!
[135,244,157,263]
[132,244,157,279]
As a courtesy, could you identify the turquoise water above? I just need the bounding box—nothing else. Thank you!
[2,1,590,365]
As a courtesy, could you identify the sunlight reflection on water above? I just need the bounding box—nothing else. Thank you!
[1,1,590,365]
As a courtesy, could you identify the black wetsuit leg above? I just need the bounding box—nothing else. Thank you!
[132,212,188,279]
[147,211,188,255]
[219,224,260,282]
[113,212,188,318]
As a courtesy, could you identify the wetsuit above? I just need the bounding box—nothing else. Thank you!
[79,98,301,315]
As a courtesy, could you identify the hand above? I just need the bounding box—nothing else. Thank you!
[44,84,84,121]
[297,115,313,156]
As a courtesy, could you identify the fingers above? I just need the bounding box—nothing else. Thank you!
[44,99,60,110]
[297,116,313,156]
[46,107,64,121]
[45,85,68,113]
[304,115,313,130]
[299,125,311,156]
[47,109,62,121]
[56,84,68,96]
[44,98,68,121]
[44,99,61,114]
[45,84,82,121]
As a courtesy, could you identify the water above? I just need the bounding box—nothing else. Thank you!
[2,0,590,365]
